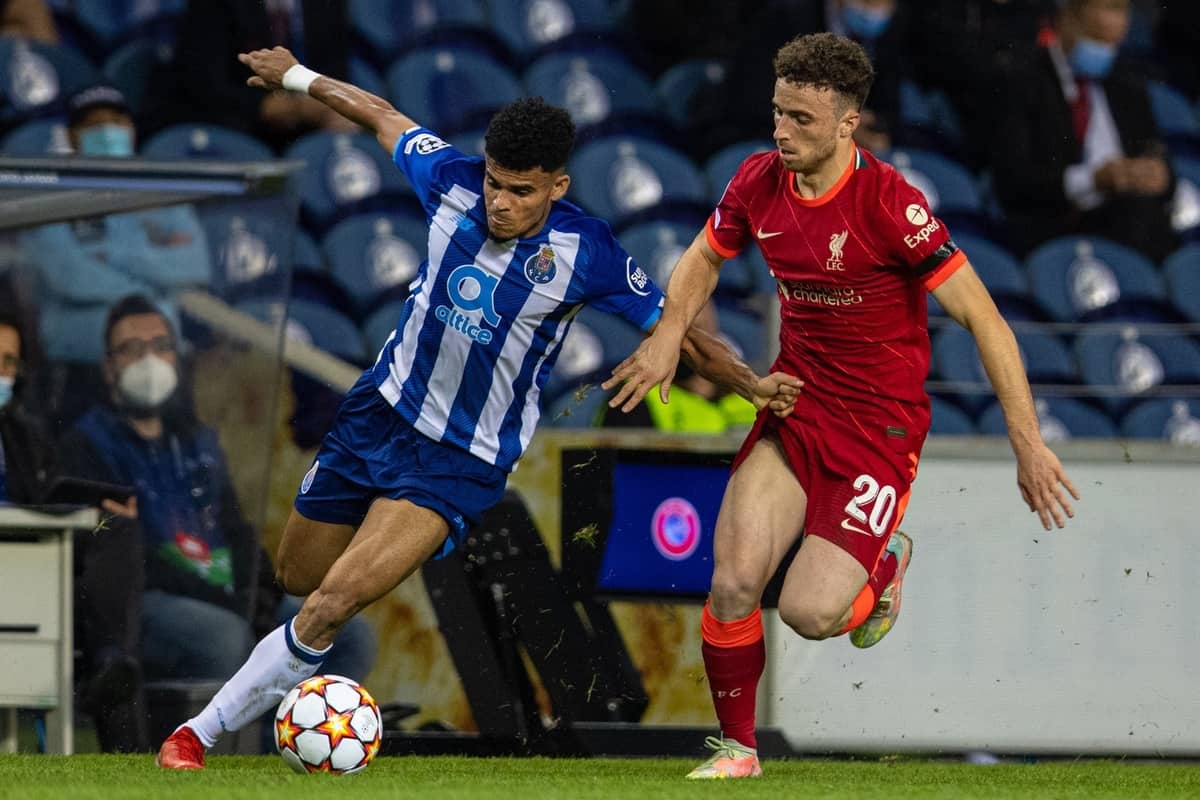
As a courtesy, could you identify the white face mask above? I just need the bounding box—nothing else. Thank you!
[118,355,177,410]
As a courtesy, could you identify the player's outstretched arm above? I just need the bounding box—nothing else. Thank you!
[238,47,416,156]
[603,232,724,412]
[680,326,802,418]
[932,262,1080,530]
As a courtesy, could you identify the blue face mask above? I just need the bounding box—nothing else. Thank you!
[1069,37,1117,80]
[842,2,893,40]
[78,124,134,157]
[0,376,13,410]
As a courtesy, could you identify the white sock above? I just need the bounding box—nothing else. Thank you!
[185,618,330,748]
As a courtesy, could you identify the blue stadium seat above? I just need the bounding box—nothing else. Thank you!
[523,49,658,134]
[387,46,522,135]
[362,299,407,355]
[542,307,643,404]
[0,117,72,155]
[488,0,615,58]
[1026,236,1166,322]
[619,217,762,299]
[543,380,609,428]
[1074,329,1200,414]
[655,58,727,133]
[715,306,769,372]
[102,37,172,115]
[237,298,367,365]
[929,325,992,412]
[1121,398,1200,443]
[567,136,708,227]
[197,202,296,301]
[897,82,966,157]
[1012,329,1079,384]
[1172,156,1200,241]
[1147,80,1199,143]
[283,131,415,233]
[292,230,324,273]
[954,233,1048,320]
[882,148,982,218]
[348,0,490,66]
[448,127,486,158]
[1164,244,1200,321]
[322,212,428,317]
[142,124,274,161]
[0,40,101,126]
[703,139,773,204]
[978,397,1117,440]
[70,0,183,55]
[348,57,388,100]
[928,395,975,436]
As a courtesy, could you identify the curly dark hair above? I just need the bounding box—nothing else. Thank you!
[773,33,875,111]
[484,96,576,172]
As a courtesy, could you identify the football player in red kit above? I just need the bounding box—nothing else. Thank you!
[605,32,1079,779]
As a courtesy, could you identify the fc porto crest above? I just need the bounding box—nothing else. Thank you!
[524,245,557,284]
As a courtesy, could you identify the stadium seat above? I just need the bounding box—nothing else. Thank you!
[882,148,982,219]
[1121,398,1200,443]
[541,307,642,404]
[703,139,774,205]
[1147,80,1199,148]
[978,397,1117,440]
[449,127,486,158]
[1172,156,1200,241]
[1074,328,1200,415]
[102,37,172,115]
[142,124,274,161]
[655,58,727,134]
[523,49,658,134]
[196,202,296,301]
[488,0,615,58]
[283,131,416,233]
[543,379,609,428]
[897,82,966,157]
[1164,244,1200,321]
[715,306,770,372]
[237,298,367,365]
[387,46,522,135]
[928,394,975,436]
[567,136,708,227]
[954,233,1049,320]
[322,212,428,317]
[70,0,183,56]
[347,0,490,66]
[618,217,757,300]
[0,116,72,155]
[929,325,993,412]
[348,57,389,100]
[362,299,407,355]
[0,39,101,126]
[1025,236,1166,322]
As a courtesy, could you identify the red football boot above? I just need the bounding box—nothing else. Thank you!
[156,726,205,770]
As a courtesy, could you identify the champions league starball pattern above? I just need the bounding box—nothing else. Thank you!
[275,674,382,775]
[651,497,702,561]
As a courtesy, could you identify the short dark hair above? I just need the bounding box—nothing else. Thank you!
[773,33,875,111]
[104,294,174,354]
[0,310,24,358]
[484,97,576,172]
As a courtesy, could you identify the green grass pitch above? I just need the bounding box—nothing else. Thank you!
[1,754,1198,800]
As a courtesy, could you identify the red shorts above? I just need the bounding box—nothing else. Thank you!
[732,409,925,573]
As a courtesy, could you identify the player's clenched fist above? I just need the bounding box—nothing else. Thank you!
[238,46,300,90]
[752,372,803,418]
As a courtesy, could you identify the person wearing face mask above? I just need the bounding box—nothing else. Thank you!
[991,0,1177,261]
[0,307,55,505]
[18,85,211,397]
[55,295,375,753]
[701,0,908,158]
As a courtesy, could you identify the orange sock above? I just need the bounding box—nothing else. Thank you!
[837,583,876,636]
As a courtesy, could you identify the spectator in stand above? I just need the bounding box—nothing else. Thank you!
[0,306,54,504]
[150,0,355,150]
[0,0,57,44]
[908,0,1056,168]
[991,0,1177,261]
[703,0,909,157]
[57,295,375,752]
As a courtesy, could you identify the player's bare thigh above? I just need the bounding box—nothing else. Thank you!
[776,535,868,640]
[295,496,449,648]
[710,434,807,620]
[275,509,358,596]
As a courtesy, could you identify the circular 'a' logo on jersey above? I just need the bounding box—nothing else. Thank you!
[524,245,557,284]
[651,497,702,561]
[905,203,930,226]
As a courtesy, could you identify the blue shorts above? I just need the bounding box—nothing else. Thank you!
[293,371,508,558]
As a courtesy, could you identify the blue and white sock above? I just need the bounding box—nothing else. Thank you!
[185,618,329,748]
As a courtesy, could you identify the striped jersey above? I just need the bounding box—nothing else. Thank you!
[371,127,665,471]
[707,145,965,437]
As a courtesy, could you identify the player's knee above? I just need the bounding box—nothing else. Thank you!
[778,600,842,641]
[275,559,321,597]
[709,566,767,618]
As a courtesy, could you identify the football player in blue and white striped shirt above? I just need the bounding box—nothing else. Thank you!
[158,46,802,768]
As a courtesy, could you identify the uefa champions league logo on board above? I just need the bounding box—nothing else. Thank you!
[651,498,702,561]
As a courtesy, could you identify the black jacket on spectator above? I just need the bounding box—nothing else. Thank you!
[148,0,349,148]
[991,47,1177,261]
[0,401,54,503]
[1158,1,1200,102]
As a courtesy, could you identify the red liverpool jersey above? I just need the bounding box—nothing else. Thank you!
[707,145,965,433]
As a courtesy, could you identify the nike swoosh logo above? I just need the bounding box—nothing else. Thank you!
[840,518,873,536]
[756,227,783,239]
